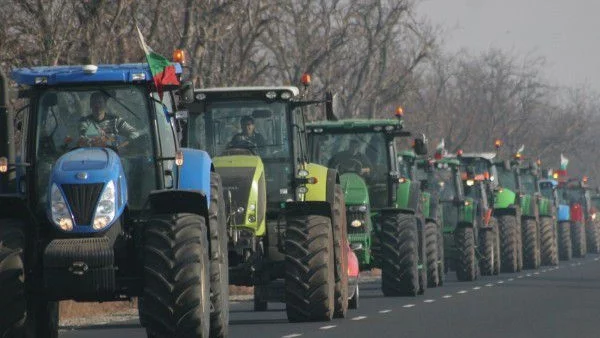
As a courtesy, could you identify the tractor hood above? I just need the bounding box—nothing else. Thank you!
[340,173,369,205]
[53,148,122,184]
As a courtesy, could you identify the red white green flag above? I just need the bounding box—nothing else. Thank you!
[136,25,179,99]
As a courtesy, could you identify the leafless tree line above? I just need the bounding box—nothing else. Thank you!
[1,0,598,180]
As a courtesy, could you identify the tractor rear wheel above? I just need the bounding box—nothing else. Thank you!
[479,228,495,276]
[140,213,210,338]
[498,215,518,273]
[558,221,572,261]
[522,219,540,270]
[540,217,558,266]
[571,222,586,258]
[455,227,476,281]
[0,245,26,337]
[332,185,349,319]
[490,217,501,275]
[209,173,229,338]
[585,220,600,254]
[424,222,440,287]
[436,224,445,285]
[285,215,335,322]
[380,213,419,297]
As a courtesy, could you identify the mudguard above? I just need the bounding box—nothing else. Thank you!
[304,163,331,202]
[520,194,537,218]
[458,197,476,225]
[421,192,431,219]
[494,189,516,209]
[48,148,127,233]
[178,147,212,202]
[394,179,420,213]
[537,197,553,217]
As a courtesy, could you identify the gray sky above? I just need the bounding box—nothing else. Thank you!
[417,0,600,91]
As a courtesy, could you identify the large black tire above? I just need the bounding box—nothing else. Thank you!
[380,213,419,297]
[139,213,210,338]
[490,217,501,275]
[540,217,559,266]
[332,185,349,319]
[209,173,229,338]
[585,220,600,254]
[424,222,440,287]
[498,215,518,273]
[558,221,572,261]
[436,224,445,285]
[479,228,495,276]
[285,215,335,322]
[0,245,26,337]
[522,218,540,270]
[253,284,267,311]
[455,227,476,281]
[0,219,58,338]
[516,218,523,272]
[571,222,586,258]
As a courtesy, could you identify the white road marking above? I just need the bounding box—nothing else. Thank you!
[442,294,453,298]
[542,269,547,273]
[518,275,524,278]
[282,334,303,338]
[352,316,367,321]
[526,273,532,277]
[423,299,435,303]
[577,262,583,266]
[570,263,576,267]
[594,257,599,261]
[485,283,494,287]
[473,286,481,290]
[534,272,540,275]
[497,280,504,284]
[457,290,468,294]
[320,325,336,330]
[379,309,392,313]
[508,278,514,281]
[403,304,416,308]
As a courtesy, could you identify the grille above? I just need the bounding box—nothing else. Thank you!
[62,183,104,226]
[218,167,255,226]
[442,202,458,229]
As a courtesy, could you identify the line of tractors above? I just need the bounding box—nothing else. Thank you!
[1,54,598,338]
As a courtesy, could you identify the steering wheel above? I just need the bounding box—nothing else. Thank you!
[226,138,259,155]
[335,158,366,174]
[78,134,126,152]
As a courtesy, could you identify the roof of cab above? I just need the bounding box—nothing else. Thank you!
[11,63,182,86]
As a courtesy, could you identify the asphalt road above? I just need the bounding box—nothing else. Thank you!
[60,254,600,338]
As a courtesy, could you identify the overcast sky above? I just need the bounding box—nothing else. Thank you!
[417,0,600,91]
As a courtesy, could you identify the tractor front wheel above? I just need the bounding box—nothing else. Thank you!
[540,217,558,266]
[558,221,572,261]
[380,212,419,297]
[455,227,476,281]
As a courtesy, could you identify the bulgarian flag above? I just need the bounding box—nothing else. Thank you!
[560,153,569,170]
[136,25,180,100]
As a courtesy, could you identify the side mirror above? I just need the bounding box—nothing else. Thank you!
[179,81,195,104]
[413,138,428,155]
[325,91,339,121]
[350,243,363,251]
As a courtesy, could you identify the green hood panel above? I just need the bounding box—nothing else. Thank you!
[538,197,552,217]
[421,192,431,218]
[520,194,535,217]
[340,173,370,205]
[494,189,516,209]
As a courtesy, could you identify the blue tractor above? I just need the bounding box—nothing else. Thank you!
[0,63,228,338]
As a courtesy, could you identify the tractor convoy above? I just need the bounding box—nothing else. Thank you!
[0,54,597,337]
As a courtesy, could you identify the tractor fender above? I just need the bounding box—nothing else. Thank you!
[394,180,420,213]
[557,204,570,222]
[493,205,519,217]
[304,163,337,203]
[178,147,212,203]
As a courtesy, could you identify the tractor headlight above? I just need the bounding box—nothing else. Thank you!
[350,219,363,228]
[50,184,73,231]
[592,213,597,221]
[92,181,116,230]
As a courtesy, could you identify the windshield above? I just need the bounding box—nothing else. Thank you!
[520,173,536,194]
[35,85,155,210]
[187,100,293,203]
[559,188,585,205]
[497,167,517,191]
[434,168,458,201]
[539,182,555,200]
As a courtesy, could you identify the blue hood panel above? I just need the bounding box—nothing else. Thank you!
[49,147,127,233]
[60,148,109,171]
[558,204,570,222]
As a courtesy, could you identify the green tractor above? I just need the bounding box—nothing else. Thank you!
[306,117,432,296]
[182,86,350,321]
[445,153,500,280]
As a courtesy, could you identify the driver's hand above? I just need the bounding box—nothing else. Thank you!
[361,167,371,175]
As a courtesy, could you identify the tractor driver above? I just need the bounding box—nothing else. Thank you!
[328,139,372,175]
[78,92,140,149]
[228,116,266,149]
